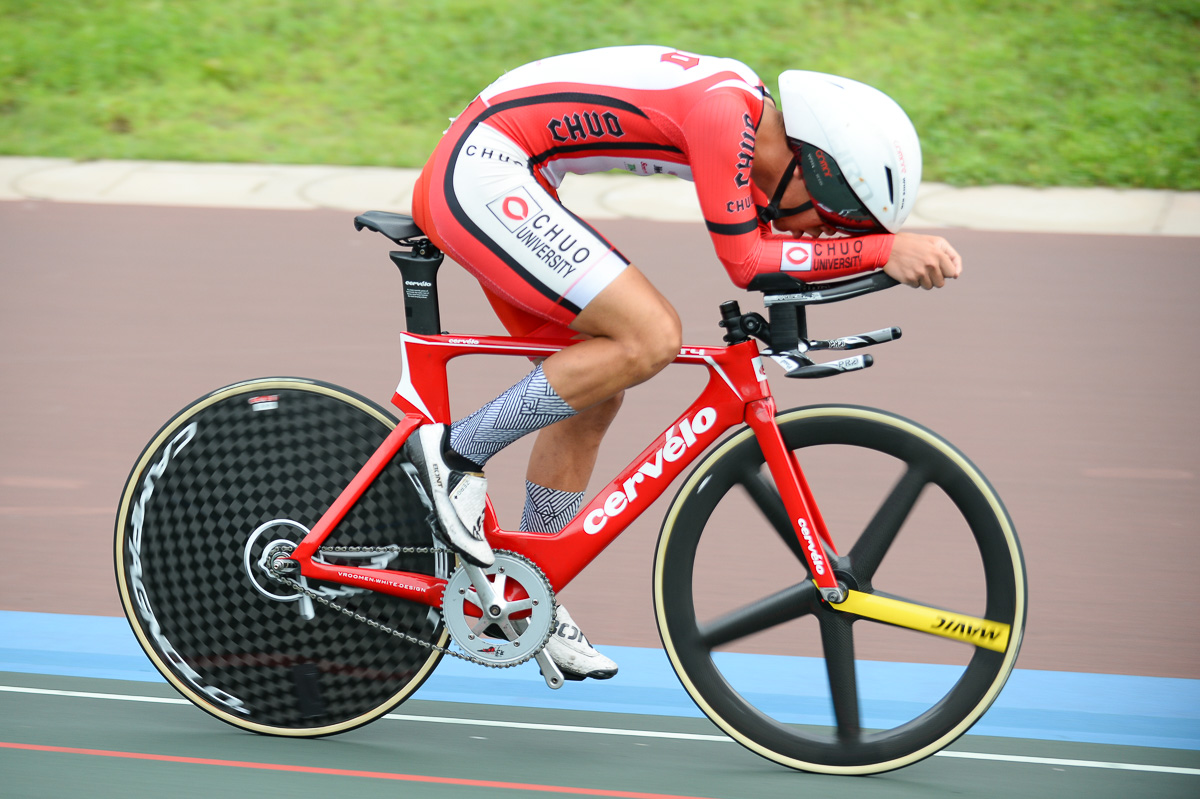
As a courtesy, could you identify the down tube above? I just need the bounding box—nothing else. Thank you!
[488,371,748,592]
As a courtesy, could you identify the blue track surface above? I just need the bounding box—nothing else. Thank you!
[3,610,1196,751]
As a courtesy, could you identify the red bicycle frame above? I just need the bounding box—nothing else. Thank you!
[288,330,839,608]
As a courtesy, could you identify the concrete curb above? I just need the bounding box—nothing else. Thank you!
[1,156,1197,236]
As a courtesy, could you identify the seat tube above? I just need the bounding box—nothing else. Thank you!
[745,398,840,594]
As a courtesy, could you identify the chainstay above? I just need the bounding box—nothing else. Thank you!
[268,546,554,669]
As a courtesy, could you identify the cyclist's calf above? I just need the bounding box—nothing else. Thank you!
[526,392,625,493]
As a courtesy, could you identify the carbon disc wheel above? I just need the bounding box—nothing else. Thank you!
[115,378,449,736]
[654,405,1026,774]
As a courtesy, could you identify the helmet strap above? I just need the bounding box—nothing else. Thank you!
[757,156,813,223]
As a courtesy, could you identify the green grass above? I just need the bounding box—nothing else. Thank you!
[2,0,1197,188]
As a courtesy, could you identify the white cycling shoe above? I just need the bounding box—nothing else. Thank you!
[545,604,618,681]
[404,423,494,568]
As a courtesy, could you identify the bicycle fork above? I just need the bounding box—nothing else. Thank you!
[746,397,846,604]
[749,401,1013,651]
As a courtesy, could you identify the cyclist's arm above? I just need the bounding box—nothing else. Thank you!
[684,93,894,288]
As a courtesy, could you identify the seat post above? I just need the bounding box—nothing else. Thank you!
[389,243,445,335]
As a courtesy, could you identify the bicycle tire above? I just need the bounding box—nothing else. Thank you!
[115,377,449,737]
[653,404,1026,774]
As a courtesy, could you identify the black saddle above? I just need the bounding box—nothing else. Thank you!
[353,210,426,245]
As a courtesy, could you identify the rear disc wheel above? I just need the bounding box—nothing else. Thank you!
[115,378,449,736]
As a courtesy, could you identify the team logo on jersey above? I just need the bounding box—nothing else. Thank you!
[735,113,755,189]
[781,242,813,272]
[484,187,599,283]
[487,187,543,232]
[661,51,700,70]
[547,110,626,144]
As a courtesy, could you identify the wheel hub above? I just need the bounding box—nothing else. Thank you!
[243,518,312,604]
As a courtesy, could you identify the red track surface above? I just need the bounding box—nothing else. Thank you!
[2,200,1197,678]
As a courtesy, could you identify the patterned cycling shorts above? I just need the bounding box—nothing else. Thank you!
[412,99,629,337]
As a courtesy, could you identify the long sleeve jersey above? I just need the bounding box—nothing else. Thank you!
[472,45,893,288]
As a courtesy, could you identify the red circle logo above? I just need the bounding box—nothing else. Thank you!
[502,196,529,221]
[785,245,810,265]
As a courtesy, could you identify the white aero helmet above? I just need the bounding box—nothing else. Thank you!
[777,70,922,233]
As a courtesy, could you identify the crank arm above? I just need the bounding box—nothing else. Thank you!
[508,616,565,690]
[830,589,1011,652]
[535,649,564,690]
[462,563,500,611]
[464,560,563,688]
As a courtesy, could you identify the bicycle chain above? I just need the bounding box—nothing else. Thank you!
[267,545,555,670]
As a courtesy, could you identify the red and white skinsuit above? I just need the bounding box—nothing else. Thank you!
[412,45,893,337]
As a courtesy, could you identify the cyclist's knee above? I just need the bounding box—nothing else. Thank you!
[569,264,681,383]
[638,315,682,377]
[565,391,624,436]
[611,323,677,383]
[589,391,624,424]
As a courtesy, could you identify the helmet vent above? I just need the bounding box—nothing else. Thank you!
[885,166,895,204]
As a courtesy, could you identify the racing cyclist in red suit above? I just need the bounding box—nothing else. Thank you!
[404,46,962,681]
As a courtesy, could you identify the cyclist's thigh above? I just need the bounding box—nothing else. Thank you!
[481,285,576,339]
[569,264,680,342]
[419,117,629,329]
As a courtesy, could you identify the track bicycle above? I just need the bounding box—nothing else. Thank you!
[114,211,1026,775]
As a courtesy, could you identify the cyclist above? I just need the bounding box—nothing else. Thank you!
[406,45,962,681]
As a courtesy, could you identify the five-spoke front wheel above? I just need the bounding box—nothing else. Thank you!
[653,405,1026,774]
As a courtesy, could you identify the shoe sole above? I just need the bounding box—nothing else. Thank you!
[555,668,617,682]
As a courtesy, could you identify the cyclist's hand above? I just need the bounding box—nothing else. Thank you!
[883,233,963,290]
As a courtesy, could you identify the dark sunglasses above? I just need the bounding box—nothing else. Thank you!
[789,140,884,234]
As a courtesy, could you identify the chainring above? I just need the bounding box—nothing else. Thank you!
[441,551,556,667]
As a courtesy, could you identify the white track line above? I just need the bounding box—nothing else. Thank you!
[383,712,729,742]
[3,685,1197,776]
[1,686,189,705]
[933,750,1199,775]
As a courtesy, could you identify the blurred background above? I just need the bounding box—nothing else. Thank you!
[1,0,1196,186]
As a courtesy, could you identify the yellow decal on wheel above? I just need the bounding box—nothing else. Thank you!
[832,589,1010,652]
